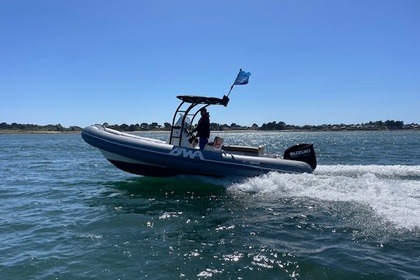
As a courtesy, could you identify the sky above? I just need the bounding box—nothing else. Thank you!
[1,0,419,127]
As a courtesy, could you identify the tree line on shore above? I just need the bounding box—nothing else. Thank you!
[1,120,418,132]
[0,122,82,132]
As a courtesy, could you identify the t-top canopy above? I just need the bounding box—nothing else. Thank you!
[176,95,230,107]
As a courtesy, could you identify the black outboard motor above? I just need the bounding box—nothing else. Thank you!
[283,143,317,171]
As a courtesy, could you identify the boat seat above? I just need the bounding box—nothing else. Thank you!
[213,137,224,149]
[222,145,264,156]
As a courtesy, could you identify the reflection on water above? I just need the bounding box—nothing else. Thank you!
[82,176,304,278]
[95,176,227,214]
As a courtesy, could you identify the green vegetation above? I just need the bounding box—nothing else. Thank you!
[0,122,82,132]
[256,120,413,131]
[1,120,418,133]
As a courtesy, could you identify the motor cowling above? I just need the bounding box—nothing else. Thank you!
[283,143,317,171]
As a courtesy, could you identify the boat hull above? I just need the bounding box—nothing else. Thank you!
[81,125,314,177]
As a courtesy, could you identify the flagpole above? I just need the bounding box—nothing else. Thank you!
[227,68,242,97]
[227,84,234,97]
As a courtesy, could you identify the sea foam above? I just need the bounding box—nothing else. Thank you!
[228,165,420,231]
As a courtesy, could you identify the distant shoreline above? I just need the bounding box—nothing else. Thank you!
[1,120,419,134]
[0,130,81,135]
[1,128,419,135]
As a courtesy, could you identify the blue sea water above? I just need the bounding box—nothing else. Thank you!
[0,131,419,279]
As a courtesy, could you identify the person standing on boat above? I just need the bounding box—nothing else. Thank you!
[193,108,210,150]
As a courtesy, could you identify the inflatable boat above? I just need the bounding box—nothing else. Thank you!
[81,71,317,177]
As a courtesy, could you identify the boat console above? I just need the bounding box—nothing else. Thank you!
[168,95,230,148]
[168,94,267,155]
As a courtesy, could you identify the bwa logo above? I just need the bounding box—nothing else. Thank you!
[169,147,204,160]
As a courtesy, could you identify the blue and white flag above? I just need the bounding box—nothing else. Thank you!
[233,69,251,85]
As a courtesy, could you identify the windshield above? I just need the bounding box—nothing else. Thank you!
[174,114,191,127]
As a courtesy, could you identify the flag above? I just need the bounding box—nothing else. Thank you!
[233,69,251,85]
